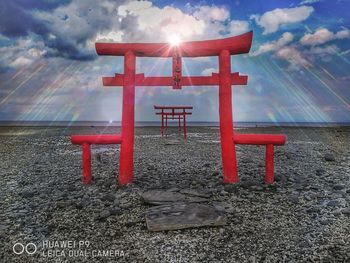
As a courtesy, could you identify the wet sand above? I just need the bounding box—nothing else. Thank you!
[0,126,349,262]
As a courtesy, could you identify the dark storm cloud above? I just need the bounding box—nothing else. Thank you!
[0,1,49,37]
[14,0,71,11]
[0,0,118,61]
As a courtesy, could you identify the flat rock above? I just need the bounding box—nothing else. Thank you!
[145,203,226,231]
[141,190,208,205]
[21,190,35,198]
[179,189,212,198]
[333,184,345,191]
[164,139,181,145]
[324,153,335,162]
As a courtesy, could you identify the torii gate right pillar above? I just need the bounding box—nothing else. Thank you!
[219,50,238,183]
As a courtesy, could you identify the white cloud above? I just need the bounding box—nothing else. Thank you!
[10,57,33,67]
[300,28,350,46]
[275,46,311,69]
[0,37,47,69]
[229,20,250,35]
[193,6,230,22]
[308,44,340,61]
[251,6,314,34]
[309,44,339,55]
[118,1,206,41]
[251,32,294,56]
[117,1,250,42]
[96,31,124,42]
[201,68,216,76]
[299,0,321,5]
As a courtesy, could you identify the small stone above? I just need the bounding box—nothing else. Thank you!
[165,139,180,145]
[251,185,264,191]
[96,153,102,163]
[224,184,239,193]
[306,207,320,214]
[219,190,229,196]
[99,210,111,220]
[109,207,122,215]
[320,219,332,225]
[326,200,340,207]
[101,193,115,202]
[333,184,345,191]
[21,190,35,198]
[289,195,299,204]
[324,153,335,162]
[341,208,350,215]
[212,171,220,177]
[316,169,325,176]
[56,201,68,209]
[332,209,342,216]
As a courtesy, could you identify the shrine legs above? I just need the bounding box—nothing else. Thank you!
[219,50,238,183]
[119,51,136,185]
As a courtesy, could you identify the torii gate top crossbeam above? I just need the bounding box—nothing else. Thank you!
[95,31,253,57]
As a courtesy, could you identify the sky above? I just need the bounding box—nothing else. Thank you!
[0,0,349,123]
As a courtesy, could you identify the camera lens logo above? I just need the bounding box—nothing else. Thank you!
[13,242,37,255]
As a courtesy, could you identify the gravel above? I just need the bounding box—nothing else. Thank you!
[0,125,349,262]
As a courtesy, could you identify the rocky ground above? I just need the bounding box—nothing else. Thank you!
[0,126,349,262]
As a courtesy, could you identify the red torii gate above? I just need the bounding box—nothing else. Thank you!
[154,105,193,139]
[71,31,286,185]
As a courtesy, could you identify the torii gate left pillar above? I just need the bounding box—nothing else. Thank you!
[119,51,136,185]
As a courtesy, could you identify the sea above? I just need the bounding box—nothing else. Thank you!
[0,121,349,128]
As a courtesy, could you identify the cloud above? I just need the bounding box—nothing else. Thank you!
[300,28,350,46]
[0,0,251,69]
[229,20,250,35]
[275,46,311,69]
[0,1,49,37]
[299,0,321,5]
[251,32,294,56]
[201,68,216,76]
[251,6,314,34]
[309,44,339,55]
[0,37,48,70]
[117,1,206,41]
[193,5,230,22]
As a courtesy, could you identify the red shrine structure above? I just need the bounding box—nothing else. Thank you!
[154,105,193,139]
[71,31,286,186]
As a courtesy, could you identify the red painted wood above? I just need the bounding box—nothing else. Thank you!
[154,106,192,139]
[82,143,91,185]
[154,106,193,110]
[265,144,274,184]
[96,31,253,57]
[102,73,247,87]
[234,134,286,145]
[172,49,182,89]
[71,134,122,144]
[219,49,238,184]
[119,51,136,185]
[155,112,192,116]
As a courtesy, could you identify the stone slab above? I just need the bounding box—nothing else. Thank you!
[145,203,226,231]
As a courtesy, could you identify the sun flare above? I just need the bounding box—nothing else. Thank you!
[167,34,181,46]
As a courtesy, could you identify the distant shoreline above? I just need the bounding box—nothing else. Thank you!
[0,121,349,128]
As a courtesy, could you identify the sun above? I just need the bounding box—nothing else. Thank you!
[167,34,181,46]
